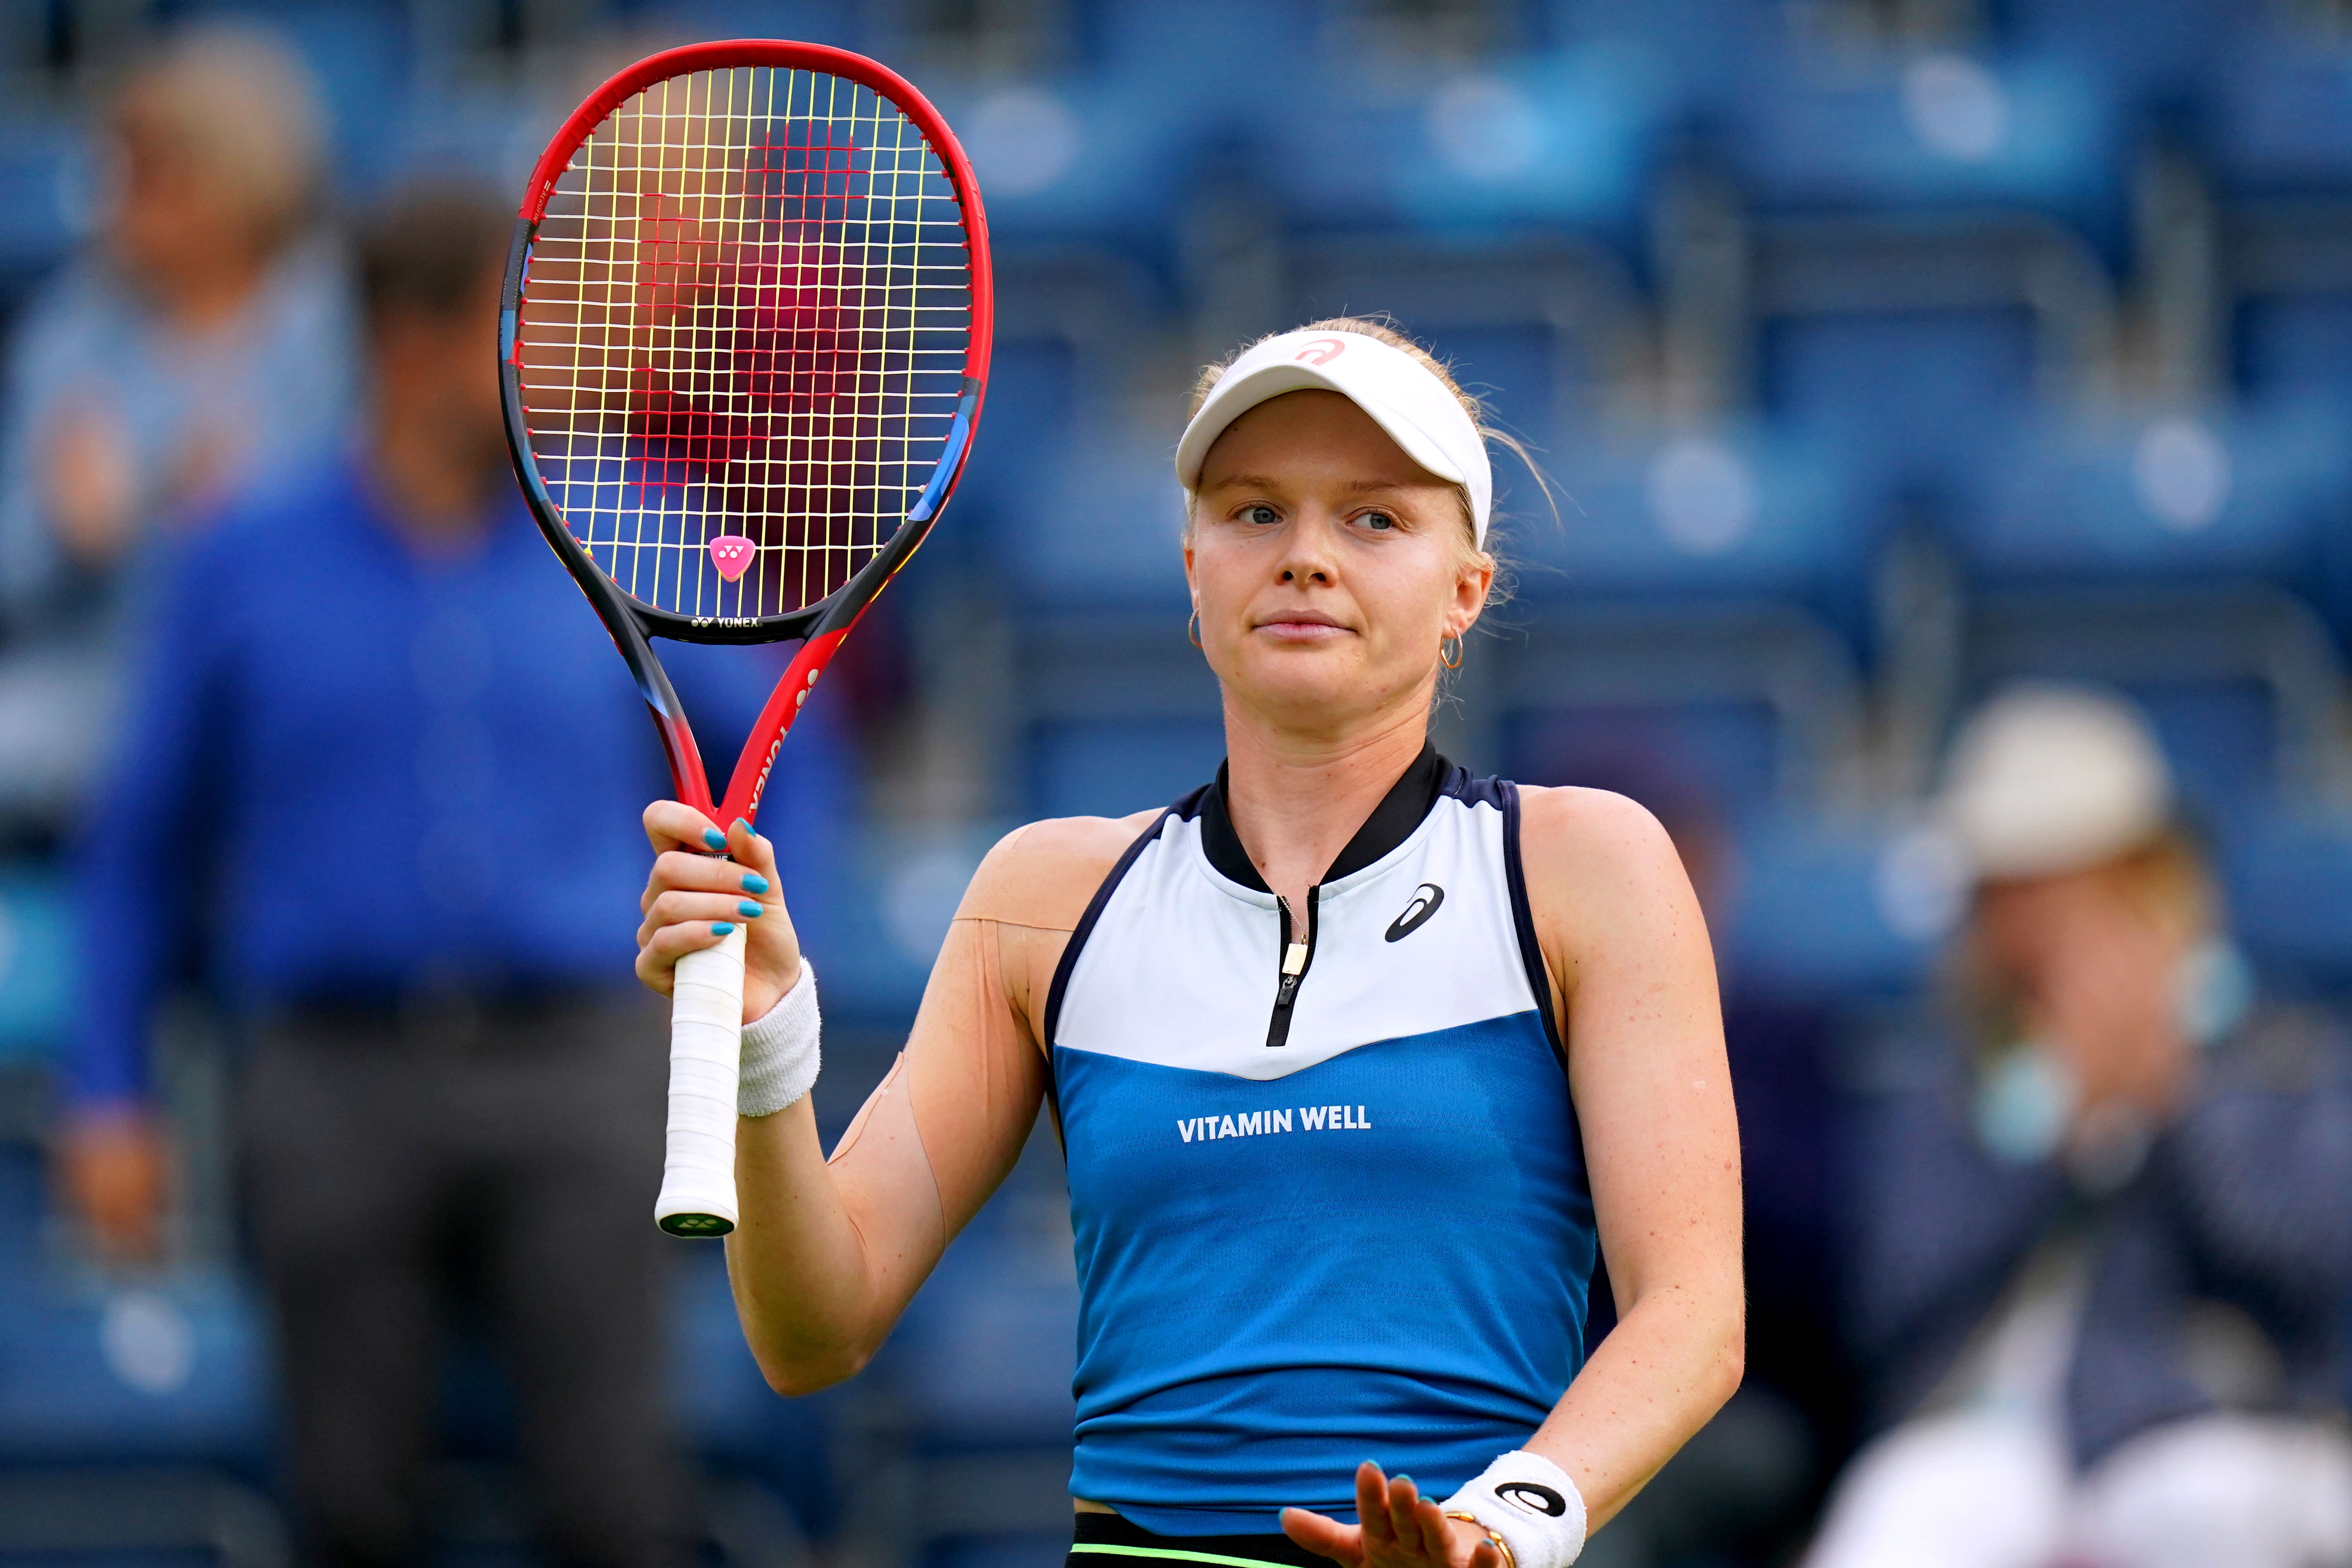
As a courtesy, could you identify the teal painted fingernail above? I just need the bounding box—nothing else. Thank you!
[702,829,726,850]
[710,921,736,936]
[732,818,752,837]
[1395,1476,1413,1487]
[737,900,763,918]
[740,873,769,894]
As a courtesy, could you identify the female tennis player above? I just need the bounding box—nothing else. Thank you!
[636,318,1742,1568]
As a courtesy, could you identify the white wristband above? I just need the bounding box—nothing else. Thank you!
[736,960,819,1117]
[1440,1450,1587,1568]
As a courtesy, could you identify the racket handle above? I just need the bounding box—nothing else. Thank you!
[654,925,747,1237]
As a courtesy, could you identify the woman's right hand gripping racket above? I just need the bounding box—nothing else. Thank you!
[500,41,990,1236]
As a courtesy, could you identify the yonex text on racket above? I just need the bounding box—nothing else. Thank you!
[500,40,990,1236]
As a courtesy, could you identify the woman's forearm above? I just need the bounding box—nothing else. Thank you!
[725,1064,948,1394]
[725,1098,885,1392]
[1526,1281,1745,1530]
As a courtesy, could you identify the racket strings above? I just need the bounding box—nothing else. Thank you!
[515,64,971,623]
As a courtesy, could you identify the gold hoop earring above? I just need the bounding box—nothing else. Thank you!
[1187,609,1203,649]
[1439,634,1463,670]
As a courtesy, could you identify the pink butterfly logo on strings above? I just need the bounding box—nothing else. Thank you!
[708,535,756,582]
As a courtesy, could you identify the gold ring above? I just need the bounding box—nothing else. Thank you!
[1443,1512,1517,1568]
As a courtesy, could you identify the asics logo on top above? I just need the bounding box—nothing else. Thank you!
[1497,1483,1567,1518]
[1294,337,1347,365]
[1385,883,1445,942]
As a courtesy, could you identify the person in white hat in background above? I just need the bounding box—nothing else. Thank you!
[1805,683,2352,1568]
[636,317,1745,1568]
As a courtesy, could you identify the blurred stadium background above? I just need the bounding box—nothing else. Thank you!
[1,0,2352,1564]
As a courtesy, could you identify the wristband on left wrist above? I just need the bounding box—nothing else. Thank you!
[1439,1450,1586,1568]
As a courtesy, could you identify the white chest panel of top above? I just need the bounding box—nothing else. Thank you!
[1055,796,1544,1083]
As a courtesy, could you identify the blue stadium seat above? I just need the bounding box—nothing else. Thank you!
[1752,211,2099,533]
[1005,429,1190,612]
[1542,0,1788,125]
[952,249,1165,561]
[1492,599,1866,827]
[1265,44,1661,246]
[2220,218,2352,633]
[1719,818,1943,997]
[912,2,1318,264]
[1505,701,1787,829]
[1960,401,2352,591]
[930,74,1200,259]
[1491,422,1871,823]
[811,831,961,1021]
[2203,16,2352,195]
[1080,0,1319,111]
[2002,0,2240,112]
[1766,305,2035,530]
[1518,420,1870,620]
[2236,287,2352,411]
[955,338,1081,543]
[2225,812,2352,995]
[2131,677,2286,826]
[0,1268,275,1476]
[1025,716,1223,822]
[1726,50,2120,234]
[617,0,865,52]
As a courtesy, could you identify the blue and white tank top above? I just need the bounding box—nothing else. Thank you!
[1044,747,1599,1535]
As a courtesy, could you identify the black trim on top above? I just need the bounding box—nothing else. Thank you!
[1070,1510,1329,1567]
[1498,779,1570,1078]
[1194,741,1447,892]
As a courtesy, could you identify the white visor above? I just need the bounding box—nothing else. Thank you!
[1937,683,2174,882]
[1175,329,1493,545]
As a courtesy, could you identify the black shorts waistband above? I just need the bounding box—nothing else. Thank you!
[1069,1511,1328,1568]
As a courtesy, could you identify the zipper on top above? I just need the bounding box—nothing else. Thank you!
[1267,889,1319,1048]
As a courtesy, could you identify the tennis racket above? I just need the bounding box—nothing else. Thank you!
[500,40,991,1237]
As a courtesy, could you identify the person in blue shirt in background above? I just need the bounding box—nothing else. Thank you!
[0,23,356,823]
[51,182,846,1568]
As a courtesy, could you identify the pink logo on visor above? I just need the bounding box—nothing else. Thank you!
[709,535,756,582]
[1294,338,1346,365]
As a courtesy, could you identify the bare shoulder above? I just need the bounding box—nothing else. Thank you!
[954,809,1163,931]
[1513,784,1706,974]
[1514,782,1682,881]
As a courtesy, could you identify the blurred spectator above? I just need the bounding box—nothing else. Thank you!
[0,24,354,826]
[1807,685,2352,1568]
[0,24,353,625]
[44,182,841,1568]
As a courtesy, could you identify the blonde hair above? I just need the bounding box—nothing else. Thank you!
[112,24,326,254]
[1182,315,1546,598]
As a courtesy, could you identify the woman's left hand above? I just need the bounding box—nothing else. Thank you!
[1283,1463,1502,1568]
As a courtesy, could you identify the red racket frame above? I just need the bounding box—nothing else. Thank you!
[499,39,992,829]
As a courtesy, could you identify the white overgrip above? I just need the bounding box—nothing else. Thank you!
[654,923,747,1235]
